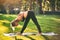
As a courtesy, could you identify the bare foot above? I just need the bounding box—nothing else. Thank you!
[36,33,41,36]
[16,32,22,35]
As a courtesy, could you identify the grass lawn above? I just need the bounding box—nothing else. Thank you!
[0,14,60,40]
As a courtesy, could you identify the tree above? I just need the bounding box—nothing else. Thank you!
[0,0,6,13]
[49,0,55,11]
[55,0,60,11]
[37,0,43,14]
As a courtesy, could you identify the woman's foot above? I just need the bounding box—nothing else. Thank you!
[16,32,22,36]
[36,32,42,36]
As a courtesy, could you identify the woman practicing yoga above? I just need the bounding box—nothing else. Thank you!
[11,10,41,35]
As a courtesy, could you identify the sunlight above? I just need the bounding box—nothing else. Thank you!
[51,18,60,23]
[16,35,45,40]
[0,20,10,23]
[0,25,8,34]
[0,20,9,34]
[0,35,15,40]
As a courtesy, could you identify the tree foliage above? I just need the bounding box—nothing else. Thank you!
[0,0,60,14]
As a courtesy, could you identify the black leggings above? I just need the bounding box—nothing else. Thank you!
[20,11,41,34]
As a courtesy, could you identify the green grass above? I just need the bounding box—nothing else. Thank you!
[0,14,60,40]
[0,14,60,33]
[25,15,60,33]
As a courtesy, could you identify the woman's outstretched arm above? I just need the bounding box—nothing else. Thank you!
[11,12,24,26]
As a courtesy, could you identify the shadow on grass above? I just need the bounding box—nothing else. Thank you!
[53,15,60,19]
[2,22,10,27]
[16,35,49,40]
[2,22,14,33]
[0,15,6,20]
[15,35,35,40]
[42,35,49,40]
[43,35,60,40]
[5,16,15,22]
[24,35,49,40]
[16,39,23,40]
[24,35,35,40]
[15,36,23,40]
[0,15,15,22]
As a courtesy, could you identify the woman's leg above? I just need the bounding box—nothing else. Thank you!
[30,11,41,33]
[20,13,30,34]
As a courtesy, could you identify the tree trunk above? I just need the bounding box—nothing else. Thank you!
[49,0,55,11]
[0,5,6,13]
[29,0,32,10]
[37,0,43,14]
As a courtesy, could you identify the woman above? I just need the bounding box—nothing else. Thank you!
[11,10,41,35]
